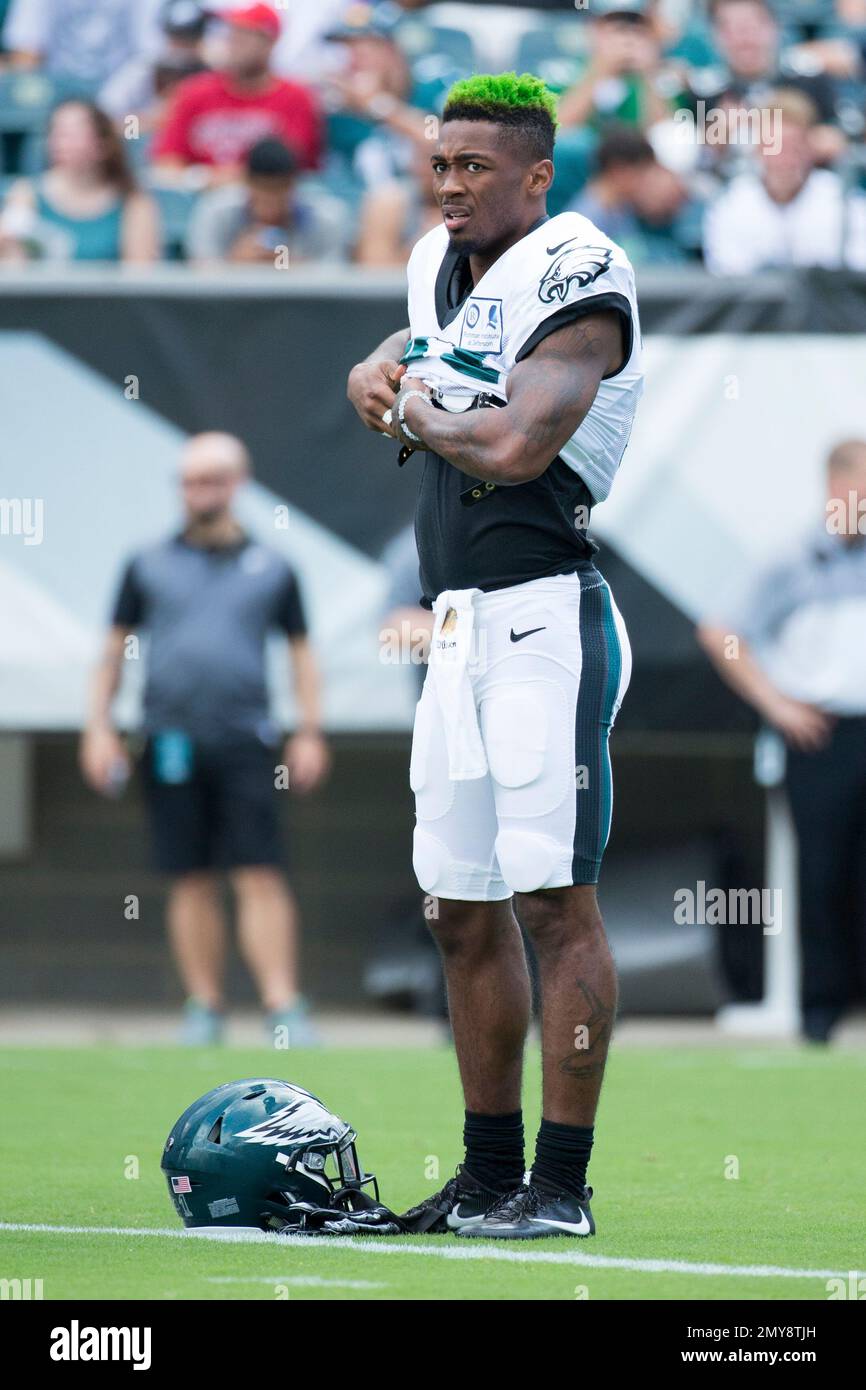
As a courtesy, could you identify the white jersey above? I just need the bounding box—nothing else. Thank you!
[404,211,643,502]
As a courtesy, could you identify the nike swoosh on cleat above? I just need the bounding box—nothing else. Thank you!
[510,626,546,643]
[446,1205,487,1230]
[528,1213,592,1235]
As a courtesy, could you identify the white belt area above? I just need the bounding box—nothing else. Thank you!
[428,588,487,780]
[432,389,506,413]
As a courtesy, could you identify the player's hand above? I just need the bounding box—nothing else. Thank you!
[764,695,834,751]
[392,378,433,448]
[284,731,331,794]
[347,359,406,434]
[79,726,130,796]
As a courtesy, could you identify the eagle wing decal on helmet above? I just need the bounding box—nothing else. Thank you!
[236,1097,346,1146]
[538,242,613,304]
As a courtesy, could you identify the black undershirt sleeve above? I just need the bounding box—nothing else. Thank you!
[111,558,145,629]
[275,568,308,639]
[514,293,633,378]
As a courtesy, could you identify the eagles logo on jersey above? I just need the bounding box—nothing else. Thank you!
[538,242,613,305]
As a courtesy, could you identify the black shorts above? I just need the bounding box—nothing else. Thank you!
[141,736,285,876]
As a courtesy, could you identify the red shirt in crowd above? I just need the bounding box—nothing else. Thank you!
[153,70,321,170]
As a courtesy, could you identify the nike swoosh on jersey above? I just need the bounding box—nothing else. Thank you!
[510,626,546,642]
[545,236,580,255]
[446,1205,487,1230]
[528,1212,592,1235]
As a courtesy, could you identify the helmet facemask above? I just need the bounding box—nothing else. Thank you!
[273,1130,380,1214]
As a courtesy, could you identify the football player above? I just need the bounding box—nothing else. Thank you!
[347,73,644,1238]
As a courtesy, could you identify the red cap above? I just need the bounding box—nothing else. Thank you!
[224,4,281,40]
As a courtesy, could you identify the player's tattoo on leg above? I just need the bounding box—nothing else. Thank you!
[558,978,615,1081]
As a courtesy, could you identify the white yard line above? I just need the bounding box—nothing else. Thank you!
[206,1276,387,1290]
[0,1222,857,1283]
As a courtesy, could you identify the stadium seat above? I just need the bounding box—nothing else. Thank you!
[0,71,99,129]
[548,128,597,216]
[515,21,591,94]
[0,70,56,132]
[0,72,100,175]
[767,0,837,30]
[16,129,46,176]
[839,142,866,192]
[124,133,155,176]
[834,81,866,140]
[146,184,199,261]
[326,110,373,164]
[664,21,720,67]
[395,20,477,76]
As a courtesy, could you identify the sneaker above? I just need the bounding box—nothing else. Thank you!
[266,997,321,1048]
[179,999,224,1046]
[400,1166,503,1234]
[802,1005,844,1044]
[457,1180,595,1239]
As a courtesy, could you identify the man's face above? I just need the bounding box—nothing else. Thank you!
[593,15,656,75]
[431,120,547,257]
[629,161,686,223]
[247,174,294,225]
[713,2,777,79]
[225,23,274,79]
[344,34,407,94]
[760,117,812,201]
[180,457,243,523]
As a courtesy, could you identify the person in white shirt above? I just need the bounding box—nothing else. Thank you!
[2,0,163,88]
[703,88,866,275]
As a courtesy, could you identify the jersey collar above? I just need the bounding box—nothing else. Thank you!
[434,213,551,330]
[175,526,250,555]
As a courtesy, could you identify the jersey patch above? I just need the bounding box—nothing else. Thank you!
[459,297,504,354]
[538,242,613,304]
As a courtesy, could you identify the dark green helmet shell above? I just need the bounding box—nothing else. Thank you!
[161,1078,373,1228]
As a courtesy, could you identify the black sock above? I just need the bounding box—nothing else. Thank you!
[463,1110,524,1193]
[531,1119,594,1198]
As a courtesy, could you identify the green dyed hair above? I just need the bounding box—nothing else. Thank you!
[442,72,558,162]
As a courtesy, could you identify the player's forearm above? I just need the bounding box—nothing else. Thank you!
[696,623,783,719]
[400,313,619,480]
[291,640,323,732]
[402,366,599,483]
[364,328,410,366]
[401,397,528,482]
[86,658,122,733]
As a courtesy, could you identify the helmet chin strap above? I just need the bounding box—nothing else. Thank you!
[262,1186,408,1237]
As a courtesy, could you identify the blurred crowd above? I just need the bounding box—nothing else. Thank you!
[1,0,866,271]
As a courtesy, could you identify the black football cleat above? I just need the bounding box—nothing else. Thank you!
[400,1166,503,1234]
[456,1181,595,1239]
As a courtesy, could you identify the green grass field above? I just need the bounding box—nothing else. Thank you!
[1,1043,863,1301]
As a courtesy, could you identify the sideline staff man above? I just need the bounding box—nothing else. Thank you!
[81,431,330,1045]
[699,439,866,1043]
